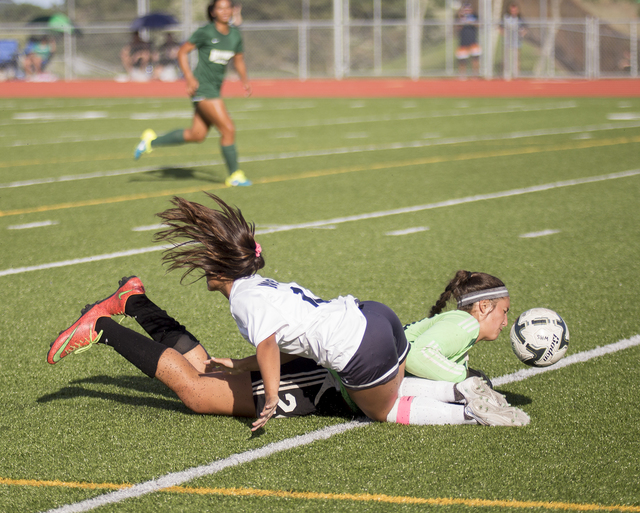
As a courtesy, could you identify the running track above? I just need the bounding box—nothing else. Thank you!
[1,78,640,98]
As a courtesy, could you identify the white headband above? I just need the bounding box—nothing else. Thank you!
[457,287,509,308]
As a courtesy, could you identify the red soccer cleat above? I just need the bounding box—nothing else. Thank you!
[47,276,145,364]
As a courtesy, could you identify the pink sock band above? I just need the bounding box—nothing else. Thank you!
[397,396,414,425]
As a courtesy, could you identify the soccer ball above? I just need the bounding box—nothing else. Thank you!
[510,308,569,367]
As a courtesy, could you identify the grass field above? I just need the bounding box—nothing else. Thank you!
[1,94,639,513]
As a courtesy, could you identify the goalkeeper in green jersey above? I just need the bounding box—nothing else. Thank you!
[134,0,252,187]
[404,270,510,386]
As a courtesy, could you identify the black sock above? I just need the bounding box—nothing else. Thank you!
[124,295,199,354]
[96,317,167,378]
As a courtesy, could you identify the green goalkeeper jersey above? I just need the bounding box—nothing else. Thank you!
[404,310,480,383]
[188,23,244,99]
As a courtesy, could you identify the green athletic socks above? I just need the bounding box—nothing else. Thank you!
[153,129,185,147]
[221,144,238,174]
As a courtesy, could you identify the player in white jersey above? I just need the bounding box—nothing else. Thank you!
[154,193,529,429]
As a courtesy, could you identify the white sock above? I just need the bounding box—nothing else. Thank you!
[386,395,474,425]
[399,377,458,403]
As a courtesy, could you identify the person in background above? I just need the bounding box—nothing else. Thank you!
[22,35,56,79]
[153,32,181,81]
[133,0,252,187]
[120,31,155,81]
[455,3,481,79]
[501,1,527,77]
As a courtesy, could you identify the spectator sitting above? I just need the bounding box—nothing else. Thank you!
[22,35,56,80]
[120,31,155,81]
[153,32,181,81]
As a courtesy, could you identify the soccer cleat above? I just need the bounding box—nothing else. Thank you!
[464,398,531,426]
[47,276,145,364]
[455,376,509,408]
[134,129,157,160]
[225,169,252,187]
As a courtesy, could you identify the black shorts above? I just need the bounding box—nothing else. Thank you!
[337,301,409,390]
[251,357,355,418]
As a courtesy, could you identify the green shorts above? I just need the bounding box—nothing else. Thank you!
[192,80,222,103]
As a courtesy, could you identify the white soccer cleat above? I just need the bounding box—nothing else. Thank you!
[455,376,509,408]
[465,398,530,426]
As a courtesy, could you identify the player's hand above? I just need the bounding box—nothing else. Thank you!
[243,82,252,97]
[251,394,278,431]
[203,357,242,374]
[186,76,199,97]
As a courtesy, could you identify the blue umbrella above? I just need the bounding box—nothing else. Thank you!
[130,12,179,31]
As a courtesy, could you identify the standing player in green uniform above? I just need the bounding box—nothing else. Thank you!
[134,0,252,187]
[404,270,511,386]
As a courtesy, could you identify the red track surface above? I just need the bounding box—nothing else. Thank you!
[1,78,639,98]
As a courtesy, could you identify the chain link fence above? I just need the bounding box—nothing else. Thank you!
[0,17,638,81]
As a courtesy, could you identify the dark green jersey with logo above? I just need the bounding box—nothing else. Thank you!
[188,23,244,99]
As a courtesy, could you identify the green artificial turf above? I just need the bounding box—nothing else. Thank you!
[0,96,639,512]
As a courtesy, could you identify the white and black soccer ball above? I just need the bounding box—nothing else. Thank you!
[510,308,569,367]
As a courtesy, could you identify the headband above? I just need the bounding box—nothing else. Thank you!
[457,287,509,308]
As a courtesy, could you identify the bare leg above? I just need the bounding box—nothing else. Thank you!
[155,348,256,417]
[346,361,406,422]
[191,98,236,146]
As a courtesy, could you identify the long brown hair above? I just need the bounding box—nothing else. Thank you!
[154,192,264,283]
[429,270,506,317]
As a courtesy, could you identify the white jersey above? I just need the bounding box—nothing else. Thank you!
[229,275,366,371]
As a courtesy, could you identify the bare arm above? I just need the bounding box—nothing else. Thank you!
[252,334,280,431]
[178,41,198,96]
[233,53,252,97]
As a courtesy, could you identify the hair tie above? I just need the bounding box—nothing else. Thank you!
[254,242,262,258]
[466,271,473,281]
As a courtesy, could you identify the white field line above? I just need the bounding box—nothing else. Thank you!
[2,120,640,190]
[2,169,639,278]
[43,334,640,513]
[45,420,370,513]
[386,227,430,236]
[519,229,561,238]
[493,335,640,387]
[5,101,573,130]
[7,220,58,230]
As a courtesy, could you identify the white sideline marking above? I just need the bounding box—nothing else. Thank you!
[519,229,560,238]
[607,112,640,121]
[2,169,639,278]
[12,111,108,121]
[3,119,640,190]
[45,420,369,513]
[0,246,169,278]
[493,335,640,387]
[131,224,165,232]
[44,335,640,513]
[7,220,58,230]
[386,227,429,236]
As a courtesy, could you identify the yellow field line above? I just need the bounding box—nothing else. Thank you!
[1,477,637,511]
[1,135,639,218]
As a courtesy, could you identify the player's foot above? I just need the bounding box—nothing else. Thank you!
[134,129,157,160]
[455,376,509,408]
[47,277,145,364]
[464,399,530,426]
[225,170,252,187]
